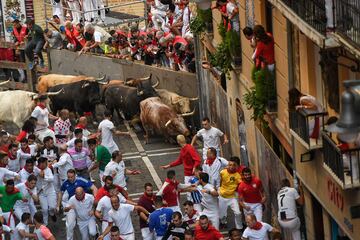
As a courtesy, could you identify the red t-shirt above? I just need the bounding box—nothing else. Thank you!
[0,144,9,154]
[194,224,224,240]
[254,33,275,65]
[237,176,263,203]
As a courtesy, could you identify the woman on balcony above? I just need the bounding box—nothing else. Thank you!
[289,88,324,139]
[252,25,274,72]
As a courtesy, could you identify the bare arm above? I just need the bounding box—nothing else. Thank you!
[90,185,98,197]
[190,135,198,146]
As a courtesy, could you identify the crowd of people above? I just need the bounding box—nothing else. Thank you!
[0,89,305,240]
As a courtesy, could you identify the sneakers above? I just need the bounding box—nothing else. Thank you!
[39,60,45,68]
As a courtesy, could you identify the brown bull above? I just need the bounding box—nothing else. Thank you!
[156,89,198,114]
[140,97,191,143]
[37,74,106,93]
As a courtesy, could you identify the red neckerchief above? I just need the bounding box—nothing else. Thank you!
[76,124,86,129]
[165,178,179,188]
[251,221,263,230]
[6,186,20,195]
[143,193,154,202]
[21,146,30,154]
[0,163,6,168]
[37,103,46,109]
[206,156,216,166]
[76,194,85,202]
[188,209,197,219]
[8,152,16,160]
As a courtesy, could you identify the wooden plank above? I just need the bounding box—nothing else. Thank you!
[0,61,27,69]
[201,35,217,54]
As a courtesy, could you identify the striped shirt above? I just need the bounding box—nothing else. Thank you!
[189,177,202,204]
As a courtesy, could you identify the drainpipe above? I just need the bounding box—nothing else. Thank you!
[194,34,205,121]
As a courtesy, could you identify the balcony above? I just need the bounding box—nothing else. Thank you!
[322,132,360,189]
[333,0,360,50]
[289,109,328,149]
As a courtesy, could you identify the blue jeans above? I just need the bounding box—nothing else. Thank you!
[25,39,45,62]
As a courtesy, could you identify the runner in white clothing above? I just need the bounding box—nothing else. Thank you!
[202,148,228,189]
[19,159,35,183]
[17,138,33,169]
[14,212,37,239]
[242,214,279,240]
[14,175,38,220]
[0,167,19,186]
[65,187,97,240]
[98,195,150,240]
[66,128,88,149]
[103,151,141,189]
[277,179,304,240]
[97,110,130,154]
[34,157,57,225]
[191,117,228,160]
[52,145,74,184]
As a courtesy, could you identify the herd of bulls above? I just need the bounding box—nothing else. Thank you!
[0,73,198,142]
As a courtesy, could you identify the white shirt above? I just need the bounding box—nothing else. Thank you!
[197,183,218,211]
[0,167,19,186]
[34,167,55,194]
[108,204,135,235]
[242,222,273,240]
[181,6,191,37]
[202,157,228,189]
[15,221,29,240]
[8,153,21,172]
[226,2,236,16]
[68,193,94,221]
[95,194,126,221]
[17,149,32,169]
[98,119,118,153]
[19,168,34,183]
[14,182,37,212]
[103,160,126,188]
[196,127,224,150]
[66,136,89,149]
[52,152,74,180]
[277,187,300,219]
[31,106,49,131]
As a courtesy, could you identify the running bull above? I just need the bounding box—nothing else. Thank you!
[156,89,198,114]
[48,79,108,117]
[140,97,194,143]
[37,74,106,93]
[104,75,159,121]
[0,89,62,128]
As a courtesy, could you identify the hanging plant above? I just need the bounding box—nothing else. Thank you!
[243,66,275,122]
[209,41,233,75]
[190,9,213,35]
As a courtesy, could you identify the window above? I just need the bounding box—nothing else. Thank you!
[245,0,255,28]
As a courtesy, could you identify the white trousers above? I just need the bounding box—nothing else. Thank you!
[36,129,56,143]
[82,0,94,21]
[201,209,219,230]
[243,202,263,222]
[78,217,97,240]
[91,0,105,21]
[3,212,15,240]
[66,209,76,240]
[120,233,135,240]
[278,217,301,240]
[101,221,110,240]
[67,1,81,24]
[14,202,37,220]
[218,196,242,229]
[39,191,57,225]
[141,227,155,240]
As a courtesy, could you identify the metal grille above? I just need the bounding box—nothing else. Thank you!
[334,0,360,46]
[281,0,327,35]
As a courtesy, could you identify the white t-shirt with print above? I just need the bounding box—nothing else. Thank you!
[196,127,224,150]
[242,222,273,240]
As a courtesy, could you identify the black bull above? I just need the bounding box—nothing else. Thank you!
[48,80,103,116]
[104,81,158,120]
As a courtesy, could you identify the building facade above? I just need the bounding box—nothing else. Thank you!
[195,0,360,239]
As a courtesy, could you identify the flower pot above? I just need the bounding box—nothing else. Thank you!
[193,0,212,10]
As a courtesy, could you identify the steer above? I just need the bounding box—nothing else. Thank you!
[37,74,106,93]
[140,97,192,143]
[0,89,62,128]
[104,76,159,121]
[48,80,107,117]
[156,89,198,114]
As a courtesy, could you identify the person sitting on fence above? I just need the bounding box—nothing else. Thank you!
[252,24,274,71]
[64,21,84,51]
[24,18,46,70]
[11,18,28,82]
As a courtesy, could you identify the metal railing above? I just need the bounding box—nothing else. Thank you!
[334,0,360,46]
[289,109,328,146]
[281,0,327,35]
[322,132,360,188]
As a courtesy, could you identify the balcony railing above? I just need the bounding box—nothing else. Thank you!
[334,0,360,46]
[322,132,360,189]
[281,0,327,35]
[289,109,328,149]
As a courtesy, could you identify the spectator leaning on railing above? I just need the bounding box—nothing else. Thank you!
[24,18,46,69]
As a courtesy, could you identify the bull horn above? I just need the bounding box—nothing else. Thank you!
[165,119,172,127]
[95,74,107,82]
[0,80,10,86]
[152,80,159,88]
[46,88,64,96]
[138,75,151,81]
[188,97,199,101]
[97,81,108,85]
[178,108,196,117]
